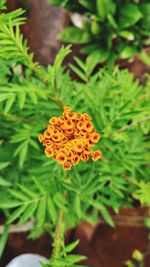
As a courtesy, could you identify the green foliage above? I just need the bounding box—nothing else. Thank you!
[0,4,150,266]
[0,0,7,10]
[133,181,150,206]
[42,240,88,267]
[49,0,150,63]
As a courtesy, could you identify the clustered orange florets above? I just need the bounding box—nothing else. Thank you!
[38,107,102,170]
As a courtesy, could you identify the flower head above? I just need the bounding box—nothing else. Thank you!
[38,107,102,170]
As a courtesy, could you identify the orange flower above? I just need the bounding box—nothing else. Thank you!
[44,130,52,139]
[65,128,74,135]
[63,162,72,170]
[45,148,53,157]
[56,152,67,164]
[58,116,65,123]
[64,106,72,112]
[82,113,91,121]
[92,150,102,161]
[72,155,80,165]
[77,121,85,130]
[39,107,102,170]
[83,145,91,155]
[85,121,93,132]
[90,133,101,143]
[73,142,83,152]
[65,112,76,120]
[64,119,74,129]
[38,134,44,143]
[49,117,58,125]
[80,153,89,162]
[51,134,62,142]
[75,113,82,120]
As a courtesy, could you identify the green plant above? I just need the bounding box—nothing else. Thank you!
[49,0,150,64]
[0,2,150,266]
[125,249,144,267]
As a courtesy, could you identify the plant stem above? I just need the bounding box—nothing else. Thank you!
[51,210,64,264]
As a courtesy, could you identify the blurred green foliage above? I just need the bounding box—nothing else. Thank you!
[0,2,150,266]
[50,0,150,64]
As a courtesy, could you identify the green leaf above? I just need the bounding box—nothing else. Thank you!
[19,202,38,224]
[36,197,46,227]
[119,46,137,59]
[18,91,26,109]
[73,195,82,219]
[59,27,92,44]
[65,240,79,253]
[139,50,150,66]
[0,200,22,209]
[6,204,28,224]
[96,0,115,20]
[0,162,10,170]
[69,64,87,82]
[4,93,16,113]
[18,184,38,198]
[47,196,57,223]
[119,4,143,28]
[19,140,29,168]
[0,176,11,187]
[86,49,109,76]
[90,199,115,227]
[133,182,150,206]
[32,176,46,194]
[0,225,9,258]
[0,93,9,102]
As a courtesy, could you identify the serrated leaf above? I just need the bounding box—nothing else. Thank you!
[47,196,57,223]
[6,204,28,224]
[4,93,16,113]
[36,197,46,227]
[19,202,38,224]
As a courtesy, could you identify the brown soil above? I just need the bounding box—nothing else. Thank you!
[6,0,69,65]
[1,208,150,267]
[1,232,52,267]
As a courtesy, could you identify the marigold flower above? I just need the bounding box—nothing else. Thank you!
[75,113,82,120]
[38,134,44,143]
[44,130,52,139]
[51,134,62,142]
[39,107,102,170]
[73,142,83,152]
[90,133,101,143]
[92,150,102,161]
[83,113,91,121]
[72,155,80,165]
[63,162,72,170]
[49,117,58,125]
[77,121,85,130]
[45,148,53,157]
[85,121,93,132]
[80,153,89,162]
[56,152,67,164]
[64,119,74,129]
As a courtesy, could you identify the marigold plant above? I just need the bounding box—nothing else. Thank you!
[39,107,102,170]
